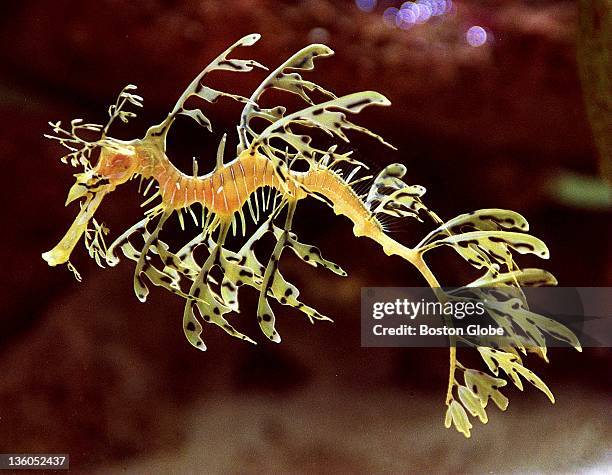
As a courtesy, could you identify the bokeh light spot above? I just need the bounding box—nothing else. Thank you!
[415,1,432,23]
[397,6,416,29]
[466,26,488,47]
[355,0,377,13]
[308,27,330,44]
[383,7,399,27]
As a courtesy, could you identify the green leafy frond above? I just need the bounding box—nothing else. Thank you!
[45,85,143,169]
[418,209,529,247]
[419,230,549,271]
[477,347,555,401]
[103,84,143,137]
[253,91,394,164]
[444,400,473,438]
[149,33,266,140]
[365,164,429,220]
[464,369,509,410]
[239,43,336,150]
[411,209,578,437]
[484,296,582,355]
[271,225,347,276]
[467,267,557,287]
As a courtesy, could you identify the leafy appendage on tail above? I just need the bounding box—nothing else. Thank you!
[407,203,581,436]
[356,161,581,437]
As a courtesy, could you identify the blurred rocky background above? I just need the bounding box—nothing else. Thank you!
[0,0,610,473]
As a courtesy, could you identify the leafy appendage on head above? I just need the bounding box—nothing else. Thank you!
[44,119,103,170]
[102,84,143,137]
[45,84,143,170]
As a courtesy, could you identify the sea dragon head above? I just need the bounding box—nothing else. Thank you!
[42,142,140,268]
[65,146,139,204]
[42,85,144,269]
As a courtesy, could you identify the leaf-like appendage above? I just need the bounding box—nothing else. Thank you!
[364,163,428,219]
[484,297,581,359]
[373,186,428,219]
[444,400,473,438]
[365,164,408,206]
[103,84,143,137]
[239,44,336,149]
[183,304,207,350]
[513,364,555,402]
[254,91,394,165]
[420,230,549,270]
[419,209,529,247]
[257,295,280,342]
[463,369,509,410]
[458,386,488,423]
[218,251,262,311]
[477,347,554,401]
[178,109,212,132]
[195,86,252,105]
[271,226,347,276]
[152,239,200,279]
[519,310,582,352]
[159,33,265,134]
[467,267,557,287]
[183,248,257,348]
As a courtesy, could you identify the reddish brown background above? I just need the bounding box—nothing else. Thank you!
[0,0,610,473]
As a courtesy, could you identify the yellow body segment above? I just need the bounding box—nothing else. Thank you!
[137,146,382,243]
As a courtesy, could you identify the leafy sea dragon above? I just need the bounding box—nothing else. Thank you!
[42,34,581,437]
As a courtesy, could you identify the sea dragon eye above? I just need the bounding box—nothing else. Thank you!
[42,34,580,438]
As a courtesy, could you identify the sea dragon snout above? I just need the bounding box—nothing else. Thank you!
[42,188,108,267]
[42,144,139,266]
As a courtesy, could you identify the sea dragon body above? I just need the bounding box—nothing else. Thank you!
[43,34,580,438]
